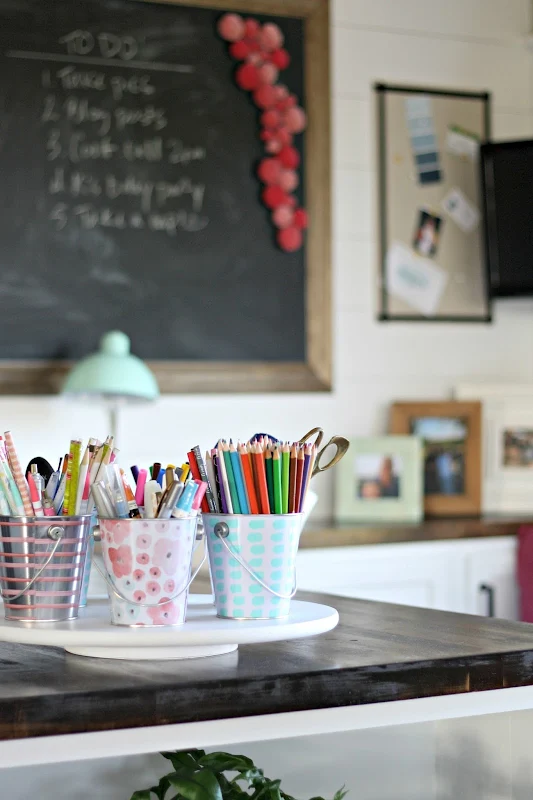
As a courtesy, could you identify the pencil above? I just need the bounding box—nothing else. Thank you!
[272,446,283,514]
[288,444,298,513]
[294,445,305,514]
[298,443,314,512]
[252,441,270,514]
[217,443,232,513]
[229,442,249,514]
[4,431,33,515]
[192,446,216,512]
[205,451,220,513]
[65,439,81,516]
[222,441,241,513]
[265,445,274,512]
[239,443,259,514]
[281,442,290,514]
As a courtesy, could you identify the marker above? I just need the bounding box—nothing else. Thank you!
[130,465,140,485]
[172,481,198,518]
[134,468,148,508]
[143,479,160,518]
[27,473,44,517]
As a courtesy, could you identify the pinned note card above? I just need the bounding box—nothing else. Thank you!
[386,242,448,317]
[446,125,479,161]
[441,188,480,233]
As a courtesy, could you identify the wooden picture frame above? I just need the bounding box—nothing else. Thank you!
[0,0,330,395]
[389,401,482,517]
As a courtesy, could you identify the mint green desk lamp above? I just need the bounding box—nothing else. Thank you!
[62,331,159,439]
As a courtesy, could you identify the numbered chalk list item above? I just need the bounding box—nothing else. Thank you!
[0,0,305,364]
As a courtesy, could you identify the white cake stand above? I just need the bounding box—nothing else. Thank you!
[0,596,338,660]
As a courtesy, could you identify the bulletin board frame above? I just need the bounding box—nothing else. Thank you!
[0,0,331,395]
[376,83,491,324]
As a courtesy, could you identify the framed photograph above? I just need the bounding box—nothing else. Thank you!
[376,83,491,322]
[455,384,533,513]
[389,401,481,517]
[335,436,423,524]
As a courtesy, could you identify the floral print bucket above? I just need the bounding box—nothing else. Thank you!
[99,516,200,626]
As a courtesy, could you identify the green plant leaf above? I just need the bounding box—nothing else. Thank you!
[198,753,255,774]
[162,752,203,772]
[130,791,153,800]
[333,787,348,800]
[167,769,223,800]
[238,767,265,786]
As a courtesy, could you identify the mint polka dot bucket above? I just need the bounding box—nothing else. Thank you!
[204,513,304,619]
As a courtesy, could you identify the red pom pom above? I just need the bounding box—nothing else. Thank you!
[286,94,297,107]
[260,23,284,52]
[244,18,260,38]
[253,84,278,109]
[257,157,282,184]
[279,169,299,192]
[273,127,292,148]
[293,208,308,229]
[287,195,297,208]
[270,48,291,70]
[260,130,274,141]
[272,205,294,229]
[258,63,278,85]
[274,84,289,101]
[277,226,303,252]
[279,146,300,169]
[236,63,260,91]
[217,13,246,42]
[261,109,281,129]
[246,51,262,65]
[285,106,307,134]
[229,40,249,60]
[262,185,289,209]
[244,37,261,52]
[265,140,282,154]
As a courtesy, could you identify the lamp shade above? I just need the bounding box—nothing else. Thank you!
[62,331,159,402]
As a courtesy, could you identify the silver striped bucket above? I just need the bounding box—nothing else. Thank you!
[0,515,93,622]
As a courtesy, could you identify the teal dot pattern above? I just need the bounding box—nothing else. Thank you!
[205,514,303,619]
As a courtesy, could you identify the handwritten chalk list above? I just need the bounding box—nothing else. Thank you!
[0,0,305,362]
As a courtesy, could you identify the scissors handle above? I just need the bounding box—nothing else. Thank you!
[313,435,350,477]
[299,427,324,449]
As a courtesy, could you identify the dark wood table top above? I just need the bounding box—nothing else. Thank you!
[2,592,533,741]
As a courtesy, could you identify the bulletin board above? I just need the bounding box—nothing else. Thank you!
[376,84,491,322]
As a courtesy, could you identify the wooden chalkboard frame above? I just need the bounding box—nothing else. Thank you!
[0,0,331,395]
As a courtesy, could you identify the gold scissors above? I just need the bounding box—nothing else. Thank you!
[299,427,350,478]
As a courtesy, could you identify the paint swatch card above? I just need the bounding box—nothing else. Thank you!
[386,242,448,317]
[441,188,480,232]
[404,96,442,185]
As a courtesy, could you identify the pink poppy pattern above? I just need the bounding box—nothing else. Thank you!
[100,517,197,626]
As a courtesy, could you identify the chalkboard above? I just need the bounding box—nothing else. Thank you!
[0,0,331,393]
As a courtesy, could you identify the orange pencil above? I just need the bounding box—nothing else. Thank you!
[288,444,298,513]
[239,443,259,514]
[251,441,270,514]
[294,445,305,513]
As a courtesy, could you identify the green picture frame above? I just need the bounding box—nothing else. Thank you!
[335,436,423,524]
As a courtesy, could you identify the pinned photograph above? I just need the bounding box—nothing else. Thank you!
[413,210,443,257]
[356,454,402,499]
[410,417,467,496]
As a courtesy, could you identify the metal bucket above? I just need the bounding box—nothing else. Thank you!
[0,515,93,622]
[204,513,304,620]
[98,516,204,626]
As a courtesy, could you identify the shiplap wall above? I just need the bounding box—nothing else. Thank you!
[2,2,533,528]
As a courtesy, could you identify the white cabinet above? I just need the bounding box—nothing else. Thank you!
[297,536,519,619]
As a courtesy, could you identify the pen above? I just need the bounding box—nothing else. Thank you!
[27,473,44,517]
[157,480,183,519]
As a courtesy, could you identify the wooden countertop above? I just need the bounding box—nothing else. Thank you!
[299,516,533,548]
[2,592,533,741]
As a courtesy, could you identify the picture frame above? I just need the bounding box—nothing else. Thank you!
[455,384,533,513]
[376,83,491,323]
[0,0,331,395]
[389,401,482,517]
[335,436,423,524]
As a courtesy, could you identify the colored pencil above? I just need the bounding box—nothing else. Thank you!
[265,446,274,511]
[298,443,314,512]
[294,445,305,514]
[213,449,228,513]
[252,441,270,514]
[239,443,259,514]
[4,430,33,515]
[192,445,217,512]
[216,444,232,513]
[288,444,298,513]
[272,446,283,514]
[187,449,210,513]
[205,451,220,513]
[229,442,250,514]
[63,438,81,516]
[221,442,240,513]
[281,442,290,514]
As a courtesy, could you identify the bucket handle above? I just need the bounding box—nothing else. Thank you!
[91,532,207,608]
[214,522,297,600]
[0,525,66,602]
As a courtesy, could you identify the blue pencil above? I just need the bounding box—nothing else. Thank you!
[229,442,250,514]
